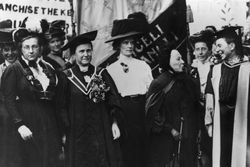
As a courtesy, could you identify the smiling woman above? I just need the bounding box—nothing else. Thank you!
[145,47,201,167]
[0,28,19,167]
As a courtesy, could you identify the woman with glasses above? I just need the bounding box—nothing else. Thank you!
[1,28,63,167]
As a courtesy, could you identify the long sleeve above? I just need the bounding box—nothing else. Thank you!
[1,65,24,128]
[102,69,123,123]
[55,71,70,135]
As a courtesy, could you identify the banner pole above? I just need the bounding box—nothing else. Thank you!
[68,0,76,37]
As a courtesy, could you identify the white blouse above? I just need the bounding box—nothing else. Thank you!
[107,54,153,97]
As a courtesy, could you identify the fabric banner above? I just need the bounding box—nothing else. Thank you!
[0,0,72,34]
[76,0,186,75]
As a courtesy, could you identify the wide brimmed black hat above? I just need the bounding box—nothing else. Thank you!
[0,19,12,31]
[105,16,149,43]
[0,30,14,44]
[40,19,65,40]
[13,28,41,43]
[62,30,97,51]
[44,27,65,40]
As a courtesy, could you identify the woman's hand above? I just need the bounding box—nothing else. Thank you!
[18,125,33,141]
[112,122,120,140]
[171,128,181,140]
[206,124,213,137]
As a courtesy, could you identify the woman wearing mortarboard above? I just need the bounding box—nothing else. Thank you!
[205,26,250,167]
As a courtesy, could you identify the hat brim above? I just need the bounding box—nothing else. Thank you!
[105,31,142,43]
[243,44,250,48]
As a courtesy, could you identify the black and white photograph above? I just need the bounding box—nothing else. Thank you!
[0,0,249,167]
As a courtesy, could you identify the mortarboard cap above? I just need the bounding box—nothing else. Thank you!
[0,30,14,44]
[62,30,97,51]
[214,26,242,40]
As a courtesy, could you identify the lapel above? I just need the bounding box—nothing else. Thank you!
[18,59,42,89]
[67,65,97,95]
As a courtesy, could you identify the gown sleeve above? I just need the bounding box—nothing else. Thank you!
[55,71,70,135]
[205,67,214,95]
[101,69,123,123]
[1,64,24,129]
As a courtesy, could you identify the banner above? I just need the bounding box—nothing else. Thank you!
[0,0,72,34]
[76,0,187,75]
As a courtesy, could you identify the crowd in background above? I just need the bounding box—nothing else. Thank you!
[0,11,249,167]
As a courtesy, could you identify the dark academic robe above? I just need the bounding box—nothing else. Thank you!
[1,58,63,167]
[205,61,250,167]
[61,64,123,167]
[145,71,200,167]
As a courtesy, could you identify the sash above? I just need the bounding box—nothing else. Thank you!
[66,67,104,95]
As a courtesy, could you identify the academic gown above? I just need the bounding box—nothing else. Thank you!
[205,61,250,167]
[61,64,123,167]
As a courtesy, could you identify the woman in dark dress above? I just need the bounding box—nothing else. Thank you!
[59,31,123,167]
[0,27,19,167]
[1,28,63,167]
[145,49,201,167]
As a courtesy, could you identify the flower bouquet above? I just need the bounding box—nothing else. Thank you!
[89,74,110,103]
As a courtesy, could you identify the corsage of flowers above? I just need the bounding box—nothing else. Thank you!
[25,71,36,85]
[89,74,110,103]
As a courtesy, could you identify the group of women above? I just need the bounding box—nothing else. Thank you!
[0,13,202,167]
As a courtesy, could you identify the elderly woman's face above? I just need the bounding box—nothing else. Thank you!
[74,43,92,67]
[1,44,18,64]
[21,37,41,61]
[169,49,184,72]
[119,37,134,57]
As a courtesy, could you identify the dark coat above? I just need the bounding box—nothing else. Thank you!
[59,65,123,167]
[145,71,201,167]
[1,59,63,167]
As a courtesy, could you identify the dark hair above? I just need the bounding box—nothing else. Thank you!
[194,39,212,50]
[223,34,243,57]
[192,29,215,50]
[205,25,217,33]
[112,39,122,51]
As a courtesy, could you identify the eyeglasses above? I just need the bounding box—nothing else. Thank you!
[22,45,39,51]
[120,62,129,73]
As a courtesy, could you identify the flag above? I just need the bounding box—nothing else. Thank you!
[75,0,187,76]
